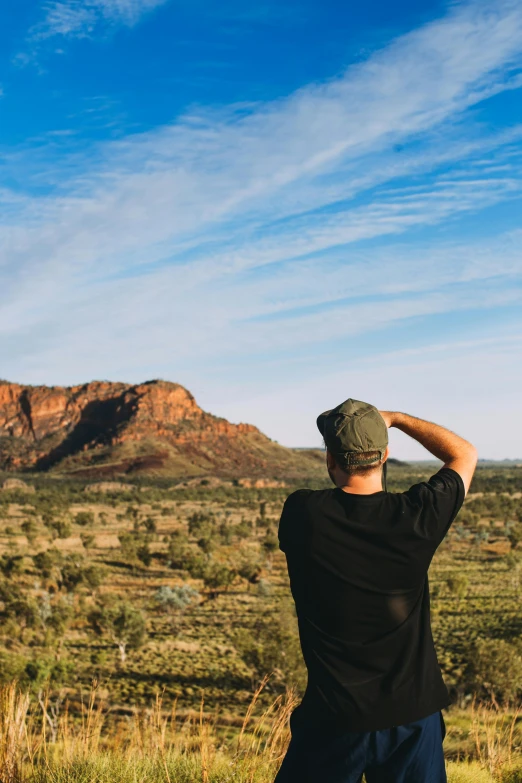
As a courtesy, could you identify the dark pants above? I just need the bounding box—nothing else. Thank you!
[274,711,447,783]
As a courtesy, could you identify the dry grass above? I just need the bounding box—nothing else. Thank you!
[470,703,522,780]
[0,680,296,783]
[1,682,522,783]
[0,683,29,783]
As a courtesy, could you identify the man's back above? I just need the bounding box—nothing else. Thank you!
[274,401,476,783]
[278,468,465,732]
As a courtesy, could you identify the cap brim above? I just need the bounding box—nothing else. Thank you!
[316,409,332,436]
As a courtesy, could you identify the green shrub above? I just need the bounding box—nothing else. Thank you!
[155,585,199,612]
[21,519,38,542]
[0,555,25,577]
[136,544,152,567]
[183,549,208,579]
[237,557,262,586]
[188,511,215,538]
[262,531,279,558]
[166,531,191,569]
[80,533,95,549]
[508,525,522,550]
[74,511,95,527]
[465,638,522,703]
[203,562,236,596]
[234,600,306,689]
[0,651,74,690]
[33,549,63,578]
[89,598,146,664]
[447,575,469,599]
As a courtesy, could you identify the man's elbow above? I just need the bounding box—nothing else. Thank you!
[466,442,479,464]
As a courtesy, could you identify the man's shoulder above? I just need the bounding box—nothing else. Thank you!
[282,488,312,512]
[285,488,315,501]
[282,488,337,516]
[402,467,465,503]
[279,489,325,552]
[284,487,331,504]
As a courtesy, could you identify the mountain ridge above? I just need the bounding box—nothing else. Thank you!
[0,379,325,479]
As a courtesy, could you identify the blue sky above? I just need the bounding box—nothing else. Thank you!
[1,0,522,459]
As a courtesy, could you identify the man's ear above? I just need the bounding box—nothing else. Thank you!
[382,446,390,463]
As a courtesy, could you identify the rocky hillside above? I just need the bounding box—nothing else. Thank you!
[0,380,324,479]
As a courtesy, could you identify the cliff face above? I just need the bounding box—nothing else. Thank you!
[0,380,322,478]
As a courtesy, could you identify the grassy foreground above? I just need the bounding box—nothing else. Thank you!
[2,684,522,783]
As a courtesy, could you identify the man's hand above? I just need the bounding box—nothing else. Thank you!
[378,411,395,428]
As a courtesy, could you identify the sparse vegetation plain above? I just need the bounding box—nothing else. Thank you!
[0,460,522,780]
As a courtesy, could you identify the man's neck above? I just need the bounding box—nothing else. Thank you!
[336,471,384,495]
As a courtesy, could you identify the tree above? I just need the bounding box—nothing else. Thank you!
[446,575,468,600]
[74,511,95,527]
[166,531,191,570]
[136,544,152,567]
[21,519,38,545]
[263,531,279,564]
[47,598,73,638]
[89,599,146,664]
[60,560,86,592]
[188,511,214,538]
[37,593,73,647]
[197,535,215,557]
[203,563,236,598]
[80,533,95,550]
[234,600,306,688]
[473,530,489,547]
[0,555,25,578]
[235,519,252,540]
[508,525,522,551]
[82,565,105,593]
[183,550,207,579]
[16,598,41,642]
[505,552,520,571]
[126,506,140,522]
[218,521,233,545]
[33,549,63,580]
[143,517,157,534]
[59,558,104,593]
[237,557,262,589]
[43,518,71,540]
[119,532,152,566]
[0,583,40,642]
[466,638,522,703]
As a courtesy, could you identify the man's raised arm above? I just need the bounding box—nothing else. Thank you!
[379,411,478,495]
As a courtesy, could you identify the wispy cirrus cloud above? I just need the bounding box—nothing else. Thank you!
[22,0,170,50]
[2,0,522,453]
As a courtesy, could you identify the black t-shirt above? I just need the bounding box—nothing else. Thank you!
[278,468,465,732]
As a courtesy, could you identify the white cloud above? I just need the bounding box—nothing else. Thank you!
[3,0,522,453]
[96,0,170,23]
[38,3,97,38]
[30,0,170,42]
[209,334,522,459]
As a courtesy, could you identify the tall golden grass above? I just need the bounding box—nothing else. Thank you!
[0,683,29,783]
[1,681,522,783]
[0,679,298,783]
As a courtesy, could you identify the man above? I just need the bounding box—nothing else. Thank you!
[275,399,477,783]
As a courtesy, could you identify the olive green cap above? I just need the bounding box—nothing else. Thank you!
[317,398,388,465]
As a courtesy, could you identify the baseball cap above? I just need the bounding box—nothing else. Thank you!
[316,398,388,465]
